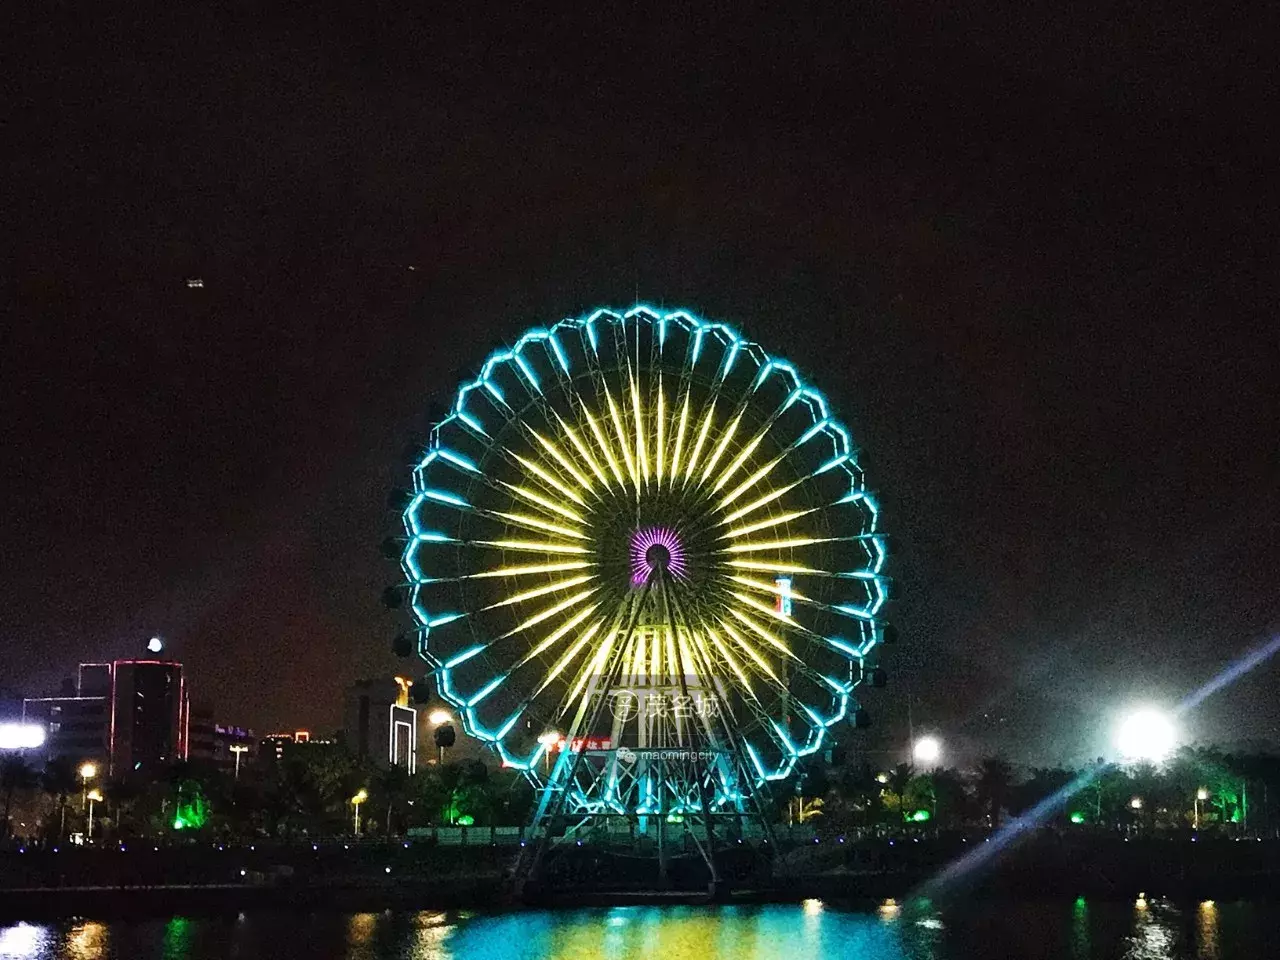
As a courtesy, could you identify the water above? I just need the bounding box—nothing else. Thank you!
[0,898,1271,959]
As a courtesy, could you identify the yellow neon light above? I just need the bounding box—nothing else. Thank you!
[582,406,626,487]
[721,509,816,539]
[532,620,603,697]
[512,453,587,506]
[727,574,812,603]
[683,399,717,483]
[699,410,743,483]
[491,511,586,540]
[554,413,610,488]
[664,628,679,681]
[529,430,594,493]
[718,454,784,510]
[717,619,785,686]
[499,482,585,523]
[484,574,596,611]
[655,382,665,486]
[631,376,650,486]
[724,537,831,553]
[499,588,597,639]
[705,629,758,698]
[605,387,638,489]
[726,559,824,575]
[471,561,591,579]
[711,430,765,493]
[720,478,805,525]
[513,603,600,667]
[724,606,798,662]
[483,540,591,555]
[564,627,617,717]
[669,392,691,485]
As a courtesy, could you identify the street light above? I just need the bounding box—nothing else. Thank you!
[912,736,942,767]
[1130,796,1143,810]
[79,762,98,811]
[352,788,369,835]
[1195,787,1210,829]
[537,730,563,773]
[428,710,452,726]
[86,788,103,841]
[1115,707,1177,763]
[230,745,249,780]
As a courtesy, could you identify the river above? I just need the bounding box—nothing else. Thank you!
[0,897,1271,959]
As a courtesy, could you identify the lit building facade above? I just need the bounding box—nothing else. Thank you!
[22,659,189,777]
[343,677,417,773]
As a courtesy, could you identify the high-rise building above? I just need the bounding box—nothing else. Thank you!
[343,677,417,773]
[22,657,189,777]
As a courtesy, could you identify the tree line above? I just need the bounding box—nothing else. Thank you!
[3,742,1277,843]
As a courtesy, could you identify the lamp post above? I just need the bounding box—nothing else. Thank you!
[429,711,455,766]
[537,731,563,773]
[1195,788,1209,829]
[352,788,368,835]
[79,762,97,812]
[86,788,103,841]
[230,745,249,780]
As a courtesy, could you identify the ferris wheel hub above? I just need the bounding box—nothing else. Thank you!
[645,542,672,570]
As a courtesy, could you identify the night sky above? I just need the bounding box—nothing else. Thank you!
[5,8,1276,766]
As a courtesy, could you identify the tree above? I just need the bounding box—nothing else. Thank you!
[373,763,413,836]
[1,756,39,838]
[41,758,79,840]
[976,756,1014,828]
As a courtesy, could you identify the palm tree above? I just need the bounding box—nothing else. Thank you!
[976,756,1014,829]
[41,758,79,841]
[1,755,39,838]
[373,763,413,837]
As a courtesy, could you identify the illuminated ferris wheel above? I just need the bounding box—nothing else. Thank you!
[387,306,890,872]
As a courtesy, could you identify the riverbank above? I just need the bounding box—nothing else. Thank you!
[3,834,1279,919]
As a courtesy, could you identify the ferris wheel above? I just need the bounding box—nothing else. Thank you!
[387,306,890,863]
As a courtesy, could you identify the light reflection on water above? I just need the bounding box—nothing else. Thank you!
[0,898,1269,959]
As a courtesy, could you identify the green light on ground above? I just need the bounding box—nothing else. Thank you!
[456,814,475,826]
[910,809,931,822]
[1070,812,1086,824]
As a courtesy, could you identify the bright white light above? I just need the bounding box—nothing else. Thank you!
[537,730,563,746]
[913,735,942,766]
[0,723,46,751]
[428,710,452,726]
[1115,708,1177,763]
[147,636,164,653]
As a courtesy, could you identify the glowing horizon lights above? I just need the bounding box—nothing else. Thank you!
[392,306,890,803]
[629,526,687,584]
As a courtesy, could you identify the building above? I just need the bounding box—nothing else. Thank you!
[22,657,189,777]
[343,677,417,773]
[188,705,257,775]
[258,729,332,768]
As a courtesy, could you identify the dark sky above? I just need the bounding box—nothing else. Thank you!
[5,7,1277,765]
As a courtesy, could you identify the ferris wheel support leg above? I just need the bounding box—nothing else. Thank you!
[668,584,781,864]
[515,583,653,896]
[658,570,721,888]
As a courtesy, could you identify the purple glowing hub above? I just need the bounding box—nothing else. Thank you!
[630,526,687,584]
